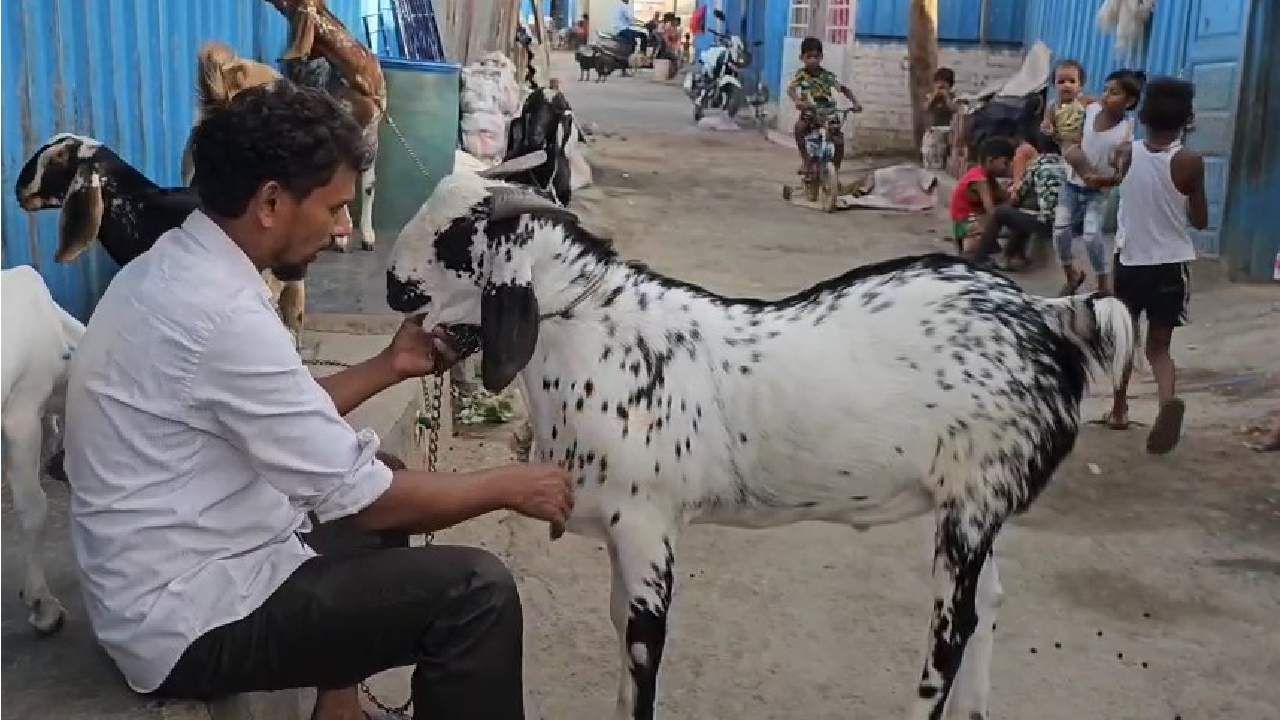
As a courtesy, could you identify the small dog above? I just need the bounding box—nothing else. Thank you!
[574,46,596,81]
[593,55,619,82]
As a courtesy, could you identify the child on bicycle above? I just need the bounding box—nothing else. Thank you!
[788,37,861,173]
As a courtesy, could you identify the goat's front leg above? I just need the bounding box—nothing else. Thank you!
[910,508,1002,720]
[944,551,1002,719]
[357,164,376,251]
[2,412,65,635]
[607,515,679,720]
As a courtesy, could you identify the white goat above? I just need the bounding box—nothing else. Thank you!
[386,171,1135,720]
[2,266,86,635]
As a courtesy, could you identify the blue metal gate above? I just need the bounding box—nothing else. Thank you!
[1181,0,1249,257]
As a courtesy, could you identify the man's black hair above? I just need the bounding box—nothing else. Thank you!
[1139,76,1194,132]
[1028,129,1061,155]
[191,80,372,218]
[800,37,823,56]
[933,67,956,86]
[978,137,1016,162]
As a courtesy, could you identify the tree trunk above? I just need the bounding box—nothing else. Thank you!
[907,0,939,148]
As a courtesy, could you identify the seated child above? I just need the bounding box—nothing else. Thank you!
[949,137,1015,264]
[979,132,1066,270]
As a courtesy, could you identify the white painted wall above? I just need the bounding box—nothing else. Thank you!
[845,41,1024,152]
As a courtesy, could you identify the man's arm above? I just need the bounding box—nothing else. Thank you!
[351,464,574,535]
[1171,148,1208,230]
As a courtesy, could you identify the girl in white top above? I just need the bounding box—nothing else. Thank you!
[1106,77,1207,455]
[1054,69,1144,296]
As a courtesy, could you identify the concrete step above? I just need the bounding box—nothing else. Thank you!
[1,322,429,720]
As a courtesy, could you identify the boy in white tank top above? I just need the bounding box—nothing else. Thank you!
[1106,77,1208,454]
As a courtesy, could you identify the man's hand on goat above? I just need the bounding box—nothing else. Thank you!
[498,464,575,537]
[383,315,460,380]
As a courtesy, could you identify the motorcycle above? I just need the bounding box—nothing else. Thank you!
[782,105,859,213]
[684,9,762,121]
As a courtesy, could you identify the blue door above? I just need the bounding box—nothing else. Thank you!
[1181,0,1249,257]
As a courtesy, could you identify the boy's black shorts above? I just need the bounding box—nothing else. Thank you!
[1114,258,1190,327]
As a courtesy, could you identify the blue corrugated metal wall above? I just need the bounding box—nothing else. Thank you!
[1219,0,1277,281]
[858,0,1025,44]
[1,0,364,321]
[1023,0,1192,92]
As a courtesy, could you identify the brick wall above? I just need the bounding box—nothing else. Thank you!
[846,41,1025,153]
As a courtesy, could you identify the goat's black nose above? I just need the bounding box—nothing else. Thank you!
[386,270,430,313]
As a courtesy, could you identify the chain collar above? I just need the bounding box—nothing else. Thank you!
[539,271,609,321]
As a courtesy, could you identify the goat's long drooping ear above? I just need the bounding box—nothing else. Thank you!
[480,228,540,392]
[55,165,103,264]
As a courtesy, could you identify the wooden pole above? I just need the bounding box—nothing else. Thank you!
[907,0,938,149]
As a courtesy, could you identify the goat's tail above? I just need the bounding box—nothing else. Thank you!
[1039,293,1137,390]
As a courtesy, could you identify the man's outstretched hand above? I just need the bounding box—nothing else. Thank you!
[384,315,460,380]
[498,463,575,539]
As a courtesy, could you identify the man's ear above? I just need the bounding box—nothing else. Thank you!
[253,181,287,228]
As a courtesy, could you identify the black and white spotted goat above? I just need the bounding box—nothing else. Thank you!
[386,170,1136,720]
[15,133,314,344]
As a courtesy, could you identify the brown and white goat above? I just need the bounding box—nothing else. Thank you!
[268,0,387,252]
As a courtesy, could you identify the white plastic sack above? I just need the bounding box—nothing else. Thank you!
[453,149,490,174]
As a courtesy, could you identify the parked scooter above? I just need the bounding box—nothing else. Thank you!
[783,104,860,212]
[683,10,762,121]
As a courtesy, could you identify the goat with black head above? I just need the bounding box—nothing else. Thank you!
[15,133,321,345]
[499,87,578,205]
[388,170,1139,720]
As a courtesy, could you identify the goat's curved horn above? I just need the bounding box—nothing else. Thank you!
[55,165,104,264]
[486,185,576,224]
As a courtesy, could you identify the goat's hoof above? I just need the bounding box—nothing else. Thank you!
[331,235,351,253]
[360,238,375,252]
[25,595,67,636]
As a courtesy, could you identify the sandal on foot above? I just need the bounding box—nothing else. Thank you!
[1146,399,1186,454]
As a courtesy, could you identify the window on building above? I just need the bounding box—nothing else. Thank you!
[788,0,811,39]
[827,0,852,45]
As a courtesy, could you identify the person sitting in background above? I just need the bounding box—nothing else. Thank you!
[978,132,1066,271]
[948,137,1015,265]
[921,67,957,169]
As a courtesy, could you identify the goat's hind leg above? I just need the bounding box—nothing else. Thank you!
[945,551,1002,719]
[607,515,679,720]
[910,502,1003,720]
[3,411,65,635]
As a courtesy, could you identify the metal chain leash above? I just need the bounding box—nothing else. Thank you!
[384,111,432,179]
